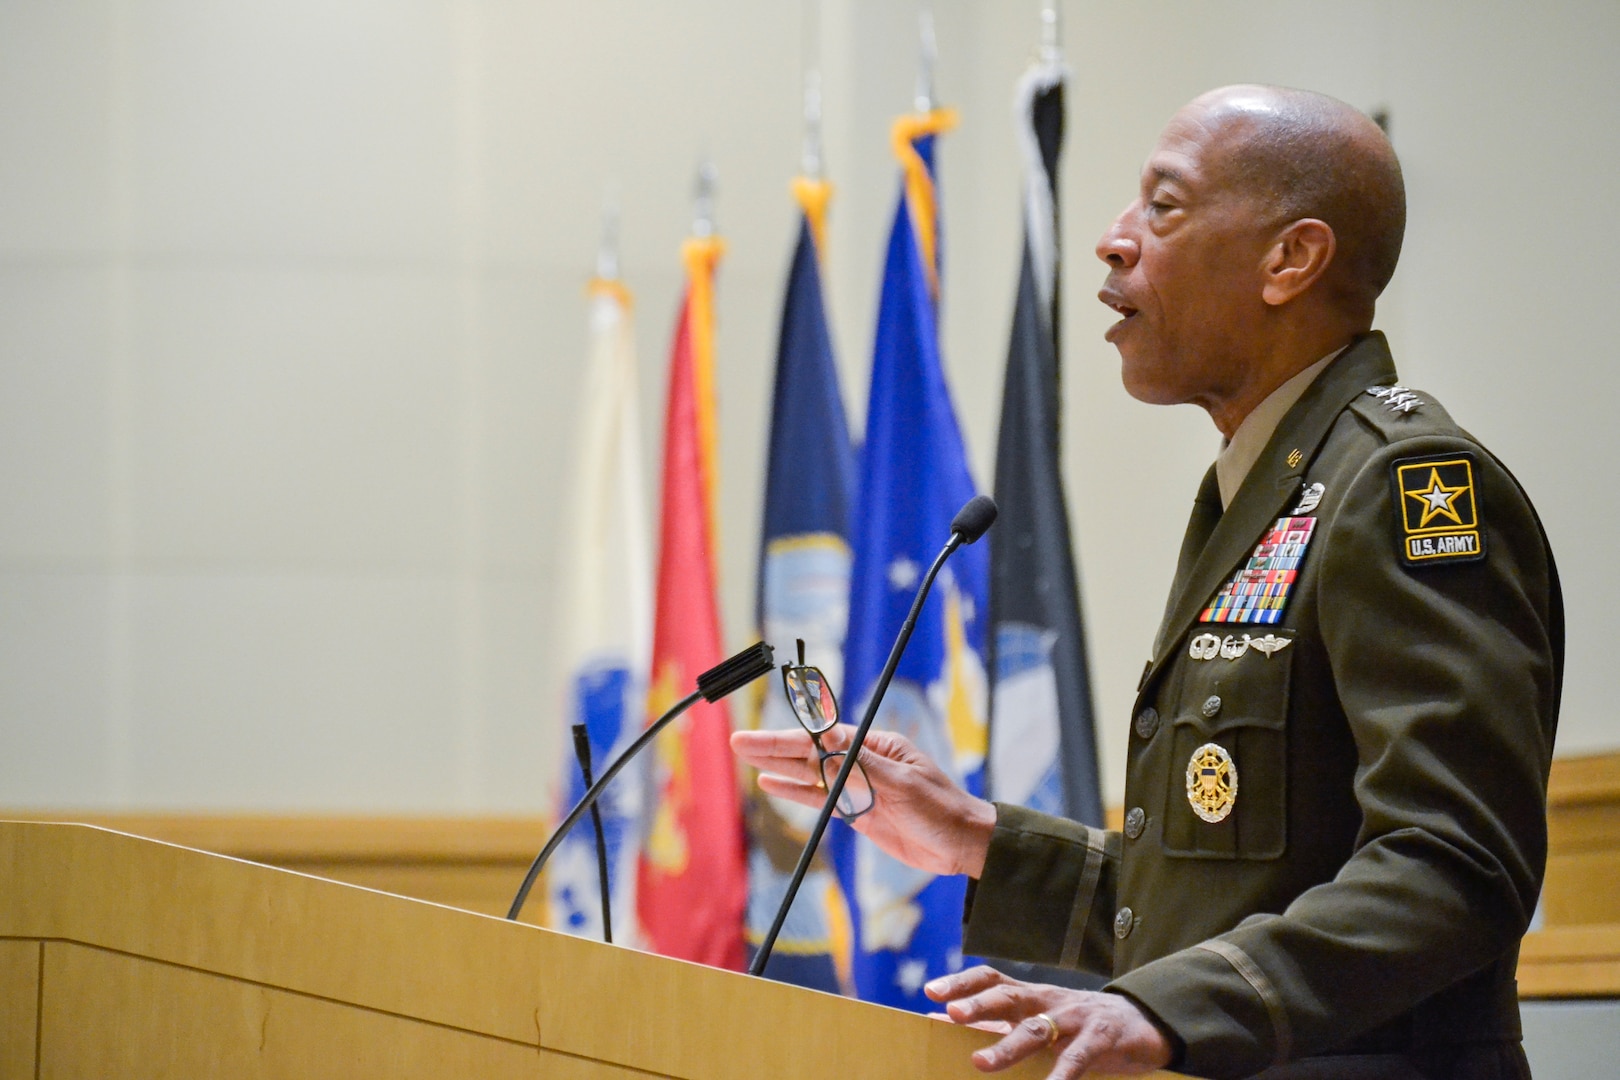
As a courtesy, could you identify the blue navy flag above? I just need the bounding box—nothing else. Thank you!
[833,108,991,1012]
[744,179,859,994]
[987,62,1102,828]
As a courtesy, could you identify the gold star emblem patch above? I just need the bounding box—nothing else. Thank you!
[1392,453,1485,566]
[1406,467,1467,528]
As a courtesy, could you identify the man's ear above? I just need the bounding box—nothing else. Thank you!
[1261,219,1335,306]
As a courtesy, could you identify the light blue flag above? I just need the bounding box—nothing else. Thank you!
[833,112,990,1011]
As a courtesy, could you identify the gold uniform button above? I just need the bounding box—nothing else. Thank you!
[1134,707,1160,740]
[1201,695,1223,719]
[1114,907,1135,939]
[1124,807,1146,840]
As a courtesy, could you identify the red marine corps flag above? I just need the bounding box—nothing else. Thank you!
[636,170,749,969]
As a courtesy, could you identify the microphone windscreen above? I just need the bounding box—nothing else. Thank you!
[696,641,777,703]
[950,495,999,544]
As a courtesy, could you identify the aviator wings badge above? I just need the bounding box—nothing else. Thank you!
[1247,634,1293,659]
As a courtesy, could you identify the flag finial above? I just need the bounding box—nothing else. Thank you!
[1040,0,1061,65]
[597,184,621,281]
[692,159,718,238]
[802,69,824,182]
[914,6,938,114]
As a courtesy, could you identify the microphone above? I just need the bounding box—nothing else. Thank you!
[748,495,998,977]
[507,640,776,923]
[951,494,998,544]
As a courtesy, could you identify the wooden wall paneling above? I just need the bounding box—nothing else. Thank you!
[0,939,40,1080]
[1517,925,1620,997]
[0,813,551,924]
[0,813,554,864]
[1543,849,1620,927]
[1542,752,1620,927]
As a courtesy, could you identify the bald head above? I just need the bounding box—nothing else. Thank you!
[1190,85,1405,320]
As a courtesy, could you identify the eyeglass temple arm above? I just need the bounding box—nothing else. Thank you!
[749,532,966,977]
[507,687,705,922]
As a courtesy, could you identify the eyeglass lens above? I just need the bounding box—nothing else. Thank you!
[784,666,838,734]
[819,751,874,819]
[785,639,867,818]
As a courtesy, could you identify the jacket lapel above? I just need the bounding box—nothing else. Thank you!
[1141,334,1400,689]
[1151,463,1223,659]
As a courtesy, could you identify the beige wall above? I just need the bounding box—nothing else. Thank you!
[2,0,1615,812]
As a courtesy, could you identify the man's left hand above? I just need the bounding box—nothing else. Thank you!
[925,966,1173,1078]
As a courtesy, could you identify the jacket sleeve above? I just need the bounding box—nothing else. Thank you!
[961,802,1120,975]
[1108,434,1561,1076]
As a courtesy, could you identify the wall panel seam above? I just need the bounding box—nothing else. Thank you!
[33,940,43,1080]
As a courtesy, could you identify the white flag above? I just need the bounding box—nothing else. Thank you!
[546,279,651,946]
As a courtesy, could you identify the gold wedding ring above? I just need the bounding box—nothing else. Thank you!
[1032,1012,1060,1048]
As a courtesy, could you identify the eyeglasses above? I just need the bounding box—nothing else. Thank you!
[780,639,874,820]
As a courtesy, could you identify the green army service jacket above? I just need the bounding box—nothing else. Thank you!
[962,334,1564,1078]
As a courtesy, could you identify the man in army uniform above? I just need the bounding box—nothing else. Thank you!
[732,85,1561,1079]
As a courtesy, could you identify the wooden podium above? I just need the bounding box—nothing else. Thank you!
[0,821,1181,1079]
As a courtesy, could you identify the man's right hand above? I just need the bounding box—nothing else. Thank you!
[729,725,998,880]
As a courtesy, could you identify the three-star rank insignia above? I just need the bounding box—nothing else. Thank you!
[1391,452,1485,567]
[1186,742,1237,823]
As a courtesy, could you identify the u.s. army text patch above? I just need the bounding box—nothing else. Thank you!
[1391,452,1485,566]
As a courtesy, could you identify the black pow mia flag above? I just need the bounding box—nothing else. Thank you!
[985,59,1106,992]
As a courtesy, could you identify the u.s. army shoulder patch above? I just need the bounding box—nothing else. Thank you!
[1391,452,1485,566]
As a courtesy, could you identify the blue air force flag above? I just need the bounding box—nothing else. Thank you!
[833,109,991,1011]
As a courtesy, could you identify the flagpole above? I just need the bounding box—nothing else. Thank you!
[1040,0,1061,64]
[597,185,621,282]
[802,70,824,182]
[692,159,718,238]
[915,6,937,114]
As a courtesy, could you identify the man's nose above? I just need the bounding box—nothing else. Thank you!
[1096,208,1140,268]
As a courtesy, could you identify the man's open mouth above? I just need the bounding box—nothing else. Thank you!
[1099,289,1139,337]
[1098,286,1137,321]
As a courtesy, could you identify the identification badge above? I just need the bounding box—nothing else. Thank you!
[1391,453,1485,566]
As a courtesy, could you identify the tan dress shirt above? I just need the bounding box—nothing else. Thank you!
[1215,349,1344,509]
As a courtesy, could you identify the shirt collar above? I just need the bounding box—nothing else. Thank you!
[1215,347,1345,509]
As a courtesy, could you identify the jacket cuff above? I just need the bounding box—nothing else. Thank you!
[1108,941,1285,1079]
[962,802,1115,970]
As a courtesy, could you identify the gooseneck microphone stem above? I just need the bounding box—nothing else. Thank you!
[570,723,613,943]
[507,640,775,926]
[749,535,964,978]
[507,689,703,922]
